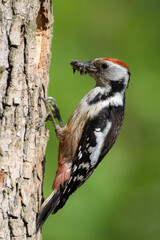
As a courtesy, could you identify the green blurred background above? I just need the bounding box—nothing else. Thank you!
[42,0,160,239]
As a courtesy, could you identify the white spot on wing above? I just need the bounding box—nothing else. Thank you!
[78,162,90,169]
[63,185,68,192]
[77,174,84,181]
[88,121,112,167]
[73,165,77,172]
[78,151,82,159]
[86,143,89,148]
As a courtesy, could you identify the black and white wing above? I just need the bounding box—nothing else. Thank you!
[53,105,124,214]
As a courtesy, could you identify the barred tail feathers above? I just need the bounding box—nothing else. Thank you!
[36,189,60,233]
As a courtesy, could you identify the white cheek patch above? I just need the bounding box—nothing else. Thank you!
[105,61,128,81]
[88,121,112,167]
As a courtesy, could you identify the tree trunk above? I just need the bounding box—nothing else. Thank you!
[0,0,53,239]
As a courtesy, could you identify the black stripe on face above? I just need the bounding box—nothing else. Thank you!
[88,92,108,105]
[88,79,125,105]
[108,80,125,97]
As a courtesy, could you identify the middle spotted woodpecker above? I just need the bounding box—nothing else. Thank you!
[36,57,131,232]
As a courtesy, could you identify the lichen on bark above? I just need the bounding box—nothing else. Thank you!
[0,0,53,239]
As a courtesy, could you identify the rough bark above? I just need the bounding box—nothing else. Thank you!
[0,0,53,239]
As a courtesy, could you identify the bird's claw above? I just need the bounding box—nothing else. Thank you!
[37,97,63,129]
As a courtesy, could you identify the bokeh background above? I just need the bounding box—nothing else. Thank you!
[43,0,160,239]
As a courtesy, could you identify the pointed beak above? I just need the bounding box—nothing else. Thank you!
[70,59,97,75]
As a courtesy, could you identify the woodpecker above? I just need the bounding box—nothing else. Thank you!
[36,57,130,232]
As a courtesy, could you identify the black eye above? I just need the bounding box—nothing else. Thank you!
[101,62,108,69]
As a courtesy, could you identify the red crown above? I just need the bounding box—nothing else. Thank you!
[102,58,129,71]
